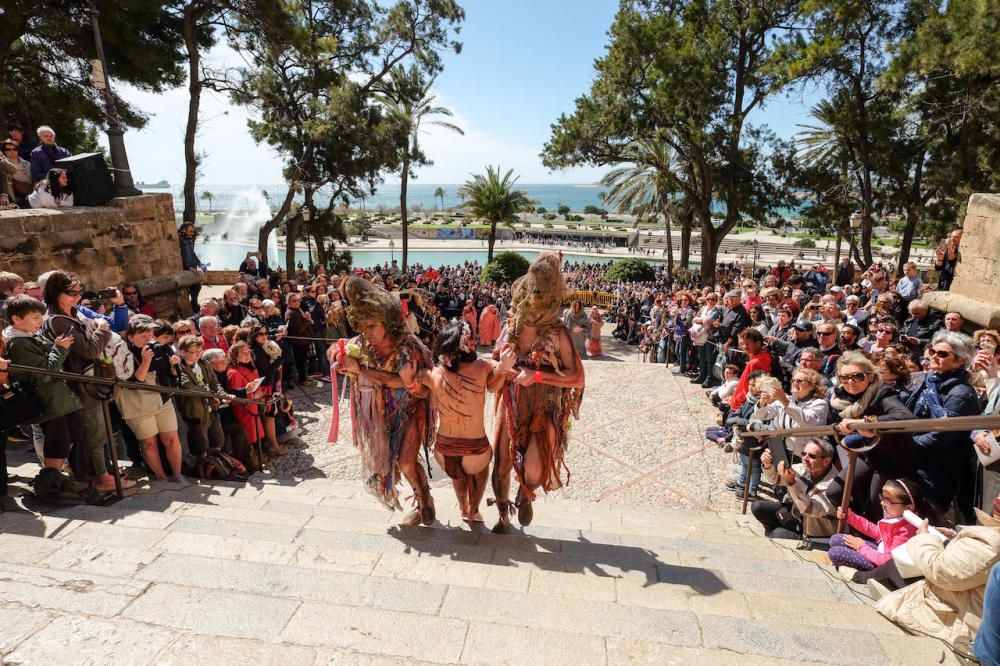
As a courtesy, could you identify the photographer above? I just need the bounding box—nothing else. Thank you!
[116,318,186,484]
[751,438,839,544]
[176,336,232,459]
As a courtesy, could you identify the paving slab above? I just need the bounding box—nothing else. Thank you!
[461,621,608,664]
[0,606,52,654]
[2,615,176,666]
[0,562,148,618]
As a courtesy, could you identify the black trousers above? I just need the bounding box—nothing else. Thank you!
[1,428,7,495]
[751,499,802,539]
[291,345,309,383]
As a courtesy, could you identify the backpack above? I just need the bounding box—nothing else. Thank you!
[190,451,249,481]
[765,344,788,391]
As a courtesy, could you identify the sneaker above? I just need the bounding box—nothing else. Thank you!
[734,489,758,500]
[837,566,858,583]
[866,579,890,601]
[724,477,741,490]
[690,377,705,384]
[167,475,191,487]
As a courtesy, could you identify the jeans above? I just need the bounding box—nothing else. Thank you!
[696,344,712,381]
[676,337,690,370]
[976,564,1000,666]
[737,449,761,494]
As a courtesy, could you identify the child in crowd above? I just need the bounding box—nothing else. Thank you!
[831,478,922,582]
[709,364,740,410]
[3,295,100,500]
[724,375,774,499]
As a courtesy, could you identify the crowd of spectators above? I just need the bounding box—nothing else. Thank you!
[1,124,75,211]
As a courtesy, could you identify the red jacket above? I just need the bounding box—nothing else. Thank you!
[201,334,229,354]
[729,350,772,410]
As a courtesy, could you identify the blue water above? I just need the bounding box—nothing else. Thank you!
[194,239,627,271]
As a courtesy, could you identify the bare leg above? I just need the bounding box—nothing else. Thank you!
[160,431,183,478]
[398,404,434,526]
[517,435,542,526]
[492,421,513,533]
[139,437,167,479]
[263,417,284,455]
[463,450,491,522]
[434,450,469,517]
[43,458,64,471]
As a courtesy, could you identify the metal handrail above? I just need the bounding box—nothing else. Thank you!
[737,414,1000,439]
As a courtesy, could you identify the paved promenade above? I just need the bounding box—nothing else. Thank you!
[0,339,959,664]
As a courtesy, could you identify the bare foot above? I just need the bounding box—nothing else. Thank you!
[400,509,422,527]
[466,511,484,523]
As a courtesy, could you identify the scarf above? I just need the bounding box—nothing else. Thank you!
[829,378,882,420]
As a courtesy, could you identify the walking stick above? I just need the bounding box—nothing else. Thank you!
[837,450,858,533]
[100,398,124,498]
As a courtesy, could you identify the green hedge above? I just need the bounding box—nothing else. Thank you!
[605,258,655,283]
[481,251,530,285]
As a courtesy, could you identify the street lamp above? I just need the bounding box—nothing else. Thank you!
[389,239,396,264]
[302,207,312,270]
[88,1,140,197]
[848,212,863,268]
[751,238,759,274]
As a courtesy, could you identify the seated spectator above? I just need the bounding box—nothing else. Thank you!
[825,351,916,519]
[752,438,839,544]
[908,331,981,522]
[875,491,1000,655]
[943,311,965,333]
[198,315,229,353]
[976,561,1000,665]
[727,374,773,499]
[901,299,942,354]
[0,271,24,329]
[864,318,899,356]
[753,367,829,458]
[708,363,739,410]
[115,318,186,484]
[844,295,868,328]
[832,478,922,582]
[189,297,218,329]
[123,284,156,318]
[1,139,32,205]
[6,122,35,160]
[28,168,73,209]
[29,125,71,183]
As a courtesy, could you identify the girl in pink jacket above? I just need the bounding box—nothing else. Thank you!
[830,479,922,580]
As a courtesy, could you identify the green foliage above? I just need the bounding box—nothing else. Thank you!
[793,238,816,248]
[480,251,530,285]
[458,166,535,261]
[535,206,547,214]
[556,204,570,216]
[605,258,655,283]
[543,213,557,221]
[582,205,605,215]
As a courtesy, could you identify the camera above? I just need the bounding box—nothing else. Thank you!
[746,419,776,433]
[146,342,174,360]
[97,288,118,300]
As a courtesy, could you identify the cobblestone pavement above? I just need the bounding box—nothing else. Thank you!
[269,330,740,515]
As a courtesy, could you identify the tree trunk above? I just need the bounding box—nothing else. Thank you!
[181,4,202,224]
[487,220,497,262]
[285,213,303,275]
[257,187,297,263]
[400,154,409,271]
[680,209,692,269]
[313,229,329,269]
[834,223,843,274]
[898,208,919,275]
[664,212,674,280]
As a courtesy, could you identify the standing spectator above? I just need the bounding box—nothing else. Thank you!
[28,168,73,209]
[944,311,965,333]
[587,305,604,357]
[198,316,229,354]
[6,122,35,160]
[1,139,32,205]
[0,271,24,330]
[563,299,590,360]
[178,222,203,311]
[226,342,265,452]
[708,289,749,387]
[479,303,501,347]
[895,262,923,309]
[217,288,248,328]
[122,284,156,318]
[934,229,962,292]
[729,329,772,411]
[176,336,230,460]
[285,292,313,385]
[29,125,71,182]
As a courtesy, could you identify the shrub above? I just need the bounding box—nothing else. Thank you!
[535,207,547,214]
[568,214,584,222]
[583,205,605,215]
[605,258,655,283]
[566,224,577,230]
[543,222,553,228]
[793,238,816,248]
[481,251,530,285]
[557,204,571,216]
[543,213,557,221]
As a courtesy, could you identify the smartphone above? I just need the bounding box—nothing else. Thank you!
[981,340,997,356]
[97,288,117,300]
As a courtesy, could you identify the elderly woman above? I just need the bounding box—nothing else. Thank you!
[226,341,265,452]
[970,329,1000,398]
[825,351,916,520]
[563,299,590,360]
[907,331,982,521]
[753,367,830,459]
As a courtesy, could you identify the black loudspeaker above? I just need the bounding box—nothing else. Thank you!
[55,152,116,206]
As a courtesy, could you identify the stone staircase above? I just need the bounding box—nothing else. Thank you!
[0,471,960,665]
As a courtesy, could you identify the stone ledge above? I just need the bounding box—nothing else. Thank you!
[924,291,1000,329]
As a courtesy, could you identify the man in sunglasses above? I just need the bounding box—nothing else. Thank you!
[122,284,156,318]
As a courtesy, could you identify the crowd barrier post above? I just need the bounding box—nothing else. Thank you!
[100,398,124,498]
[838,450,859,533]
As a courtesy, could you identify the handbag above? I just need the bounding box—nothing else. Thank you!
[712,347,728,380]
[0,381,44,432]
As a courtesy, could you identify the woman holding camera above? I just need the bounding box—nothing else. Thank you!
[117,318,186,483]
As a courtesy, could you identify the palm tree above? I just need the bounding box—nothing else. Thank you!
[200,190,214,214]
[433,186,446,211]
[600,139,683,277]
[378,65,464,271]
[459,166,534,262]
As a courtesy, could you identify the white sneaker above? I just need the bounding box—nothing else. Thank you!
[866,579,891,600]
[167,475,192,487]
[837,566,858,582]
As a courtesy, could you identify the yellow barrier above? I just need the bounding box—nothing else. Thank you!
[564,290,616,307]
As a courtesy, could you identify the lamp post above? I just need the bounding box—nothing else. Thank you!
[88,0,140,197]
[389,239,396,264]
[751,238,759,274]
[849,212,863,270]
[302,207,313,271]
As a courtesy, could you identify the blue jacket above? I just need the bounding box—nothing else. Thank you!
[911,369,981,508]
[78,303,130,333]
[29,144,72,182]
[179,235,201,270]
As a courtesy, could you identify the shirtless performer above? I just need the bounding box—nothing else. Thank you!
[491,252,585,534]
[331,277,436,526]
[400,320,517,522]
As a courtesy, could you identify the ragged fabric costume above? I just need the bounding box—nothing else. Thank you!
[338,278,435,512]
[492,252,585,504]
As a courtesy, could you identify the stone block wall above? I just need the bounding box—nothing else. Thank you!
[0,193,197,319]
[925,193,1000,329]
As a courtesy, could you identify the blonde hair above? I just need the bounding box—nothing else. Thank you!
[791,368,827,398]
[755,375,782,393]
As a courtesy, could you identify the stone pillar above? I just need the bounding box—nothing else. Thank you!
[924,193,1000,329]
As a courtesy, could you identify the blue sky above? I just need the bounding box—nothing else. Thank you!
[117,1,819,186]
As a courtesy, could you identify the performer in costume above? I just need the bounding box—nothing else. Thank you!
[490,252,585,534]
[331,277,437,526]
[400,320,517,521]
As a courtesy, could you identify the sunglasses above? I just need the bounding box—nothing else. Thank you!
[838,372,870,383]
[817,331,836,337]
[65,289,83,296]
[876,329,895,335]
[801,452,820,460]
[123,291,137,296]
[929,348,954,359]
[790,378,812,385]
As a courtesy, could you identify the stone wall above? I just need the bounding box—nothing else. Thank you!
[925,193,1000,329]
[0,193,198,319]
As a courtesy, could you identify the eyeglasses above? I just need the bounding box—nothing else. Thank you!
[838,372,870,383]
[929,348,954,359]
[880,495,906,505]
[2,147,17,153]
[876,329,895,335]
[817,331,836,337]
[790,378,812,385]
